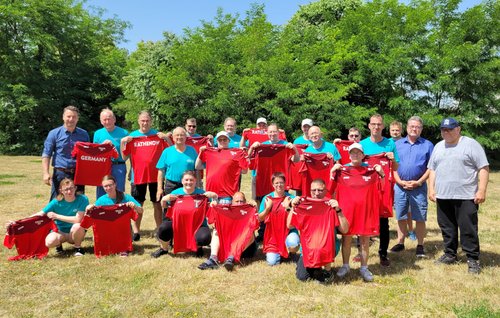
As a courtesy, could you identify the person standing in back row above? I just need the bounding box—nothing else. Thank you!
[42,105,89,200]
[428,117,489,274]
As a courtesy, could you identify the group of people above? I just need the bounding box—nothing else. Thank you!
[5,105,490,283]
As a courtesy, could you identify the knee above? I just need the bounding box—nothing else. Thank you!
[195,227,211,246]
[286,232,300,250]
[157,221,173,242]
[45,233,61,248]
[266,252,281,266]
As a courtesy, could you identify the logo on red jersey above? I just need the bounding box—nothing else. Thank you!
[194,200,202,208]
[362,176,372,181]
[134,140,161,147]
[230,151,237,156]
[35,220,44,225]
[239,209,248,215]
[80,155,107,162]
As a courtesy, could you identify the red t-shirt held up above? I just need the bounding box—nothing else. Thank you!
[72,142,118,186]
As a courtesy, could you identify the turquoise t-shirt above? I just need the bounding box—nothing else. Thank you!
[360,137,400,162]
[214,133,242,149]
[156,146,198,183]
[293,136,312,145]
[42,194,89,233]
[304,141,341,161]
[95,193,141,207]
[93,126,129,162]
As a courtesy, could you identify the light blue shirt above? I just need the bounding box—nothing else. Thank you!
[95,193,141,207]
[360,137,400,162]
[156,146,198,182]
[396,136,433,180]
[42,194,89,233]
[293,136,312,145]
[305,141,341,161]
[215,133,242,149]
[93,126,129,162]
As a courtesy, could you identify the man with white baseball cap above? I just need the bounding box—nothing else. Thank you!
[293,119,314,145]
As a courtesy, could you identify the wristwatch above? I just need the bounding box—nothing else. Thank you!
[335,207,342,214]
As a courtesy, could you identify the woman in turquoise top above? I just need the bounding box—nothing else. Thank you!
[151,171,217,258]
[88,175,143,214]
[38,178,88,256]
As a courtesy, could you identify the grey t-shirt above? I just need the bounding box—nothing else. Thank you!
[428,136,489,200]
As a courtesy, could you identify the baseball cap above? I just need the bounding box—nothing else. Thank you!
[301,118,313,127]
[256,117,267,125]
[215,131,230,140]
[440,117,459,129]
[348,143,364,153]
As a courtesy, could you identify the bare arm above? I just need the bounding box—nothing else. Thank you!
[42,157,51,186]
[475,166,489,204]
[46,211,84,224]
[156,169,165,202]
[428,169,436,202]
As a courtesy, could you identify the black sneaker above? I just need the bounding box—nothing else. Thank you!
[223,256,235,271]
[390,243,405,253]
[467,259,481,274]
[56,245,64,255]
[416,245,426,258]
[198,257,219,270]
[435,253,458,265]
[132,233,141,242]
[196,247,204,258]
[151,248,168,258]
[380,256,391,267]
[74,247,85,257]
[322,269,336,284]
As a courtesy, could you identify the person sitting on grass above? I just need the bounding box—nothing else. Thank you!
[83,175,143,257]
[151,171,217,258]
[198,192,258,271]
[37,178,88,256]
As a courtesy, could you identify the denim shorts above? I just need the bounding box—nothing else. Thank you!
[394,183,428,221]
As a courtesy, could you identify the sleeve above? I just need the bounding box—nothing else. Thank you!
[42,130,56,158]
[290,210,300,230]
[76,195,90,213]
[42,200,57,213]
[125,194,142,207]
[92,130,99,143]
[332,146,341,161]
[111,147,119,160]
[156,149,167,170]
[71,144,78,158]
[391,140,400,163]
[122,137,132,157]
[79,215,92,229]
[238,150,249,169]
[199,148,207,163]
[258,195,268,213]
[207,206,216,225]
[3,225,15,249]
[470,139,489,169]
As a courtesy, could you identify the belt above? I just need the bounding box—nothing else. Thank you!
[54,167,75,174]
[112,161,126,165]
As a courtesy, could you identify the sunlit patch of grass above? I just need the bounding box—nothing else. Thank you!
[453,300,499,317]
[0,174,25,179]
[0,181,15,185]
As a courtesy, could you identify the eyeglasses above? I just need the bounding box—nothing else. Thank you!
[349,134,359,138]
[369,123,383,126]
[61,186,75,192]
[103,183,115,188]
[233,200,245,203]
[187,125,197,128]
[311,189,325,192]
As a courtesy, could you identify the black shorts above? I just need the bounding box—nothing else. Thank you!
[131,182,158,203]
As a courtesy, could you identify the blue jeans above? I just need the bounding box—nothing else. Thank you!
[394,183,428,221]
[266,232,300,266]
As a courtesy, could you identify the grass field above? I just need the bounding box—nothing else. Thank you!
[0,156,498,317]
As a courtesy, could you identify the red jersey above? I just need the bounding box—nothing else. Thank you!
[80,204,138,257]
[290,198,339,268]
[71,142,118,186]
[262,197,289,258]
[207,204,259,262]
[167,195,208,253]
[299,153,333,196]
[250,144,293,197]
[199,148,248,197]
[335,140,354,165]
[4,215,58,261]
[186,136,211,154]
[333,166,382,236]
[287,144,308,191]
[243,128,287,146]
[364,153,393,218]
[122,135,168,184]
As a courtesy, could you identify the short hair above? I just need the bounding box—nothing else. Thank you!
[408,116,424,126]
[224,117,236,125]
[311,178,326,187]
[370,114,383,122]
[186,118,196,124]
[390,121,403,129]
[100,108,115,117]
[232,192,246,202]
[182,170,197,180]
[172,127,187,135]
[267,123,279,130]
[56,178,75,201]
[63,105,79,115]
[138,110,152,118]
[271,171,286,183]
[349,127,360,133]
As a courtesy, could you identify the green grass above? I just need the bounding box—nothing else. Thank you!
[0,155,499,318]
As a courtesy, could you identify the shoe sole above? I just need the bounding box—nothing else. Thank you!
[224,263,234,271]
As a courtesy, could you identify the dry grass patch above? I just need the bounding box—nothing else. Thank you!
[0,156,498,317]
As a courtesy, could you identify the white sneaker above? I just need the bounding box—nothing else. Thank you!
[337,265,350,278]
[360,268,374,282]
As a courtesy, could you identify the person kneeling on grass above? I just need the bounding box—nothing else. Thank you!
[83,175,143,257]
[330,143,385,282]
[288,179,349,284]
[198,192,259,271]
[34,178,88,256]
[151,171,218,258]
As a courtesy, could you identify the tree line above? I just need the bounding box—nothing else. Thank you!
[1,0,498,155]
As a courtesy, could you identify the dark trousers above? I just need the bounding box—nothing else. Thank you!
[50,169,84,201]
[157,220,211,247]
[437,199,479,260]
[378,217,390,258]
[296,255,327,282]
